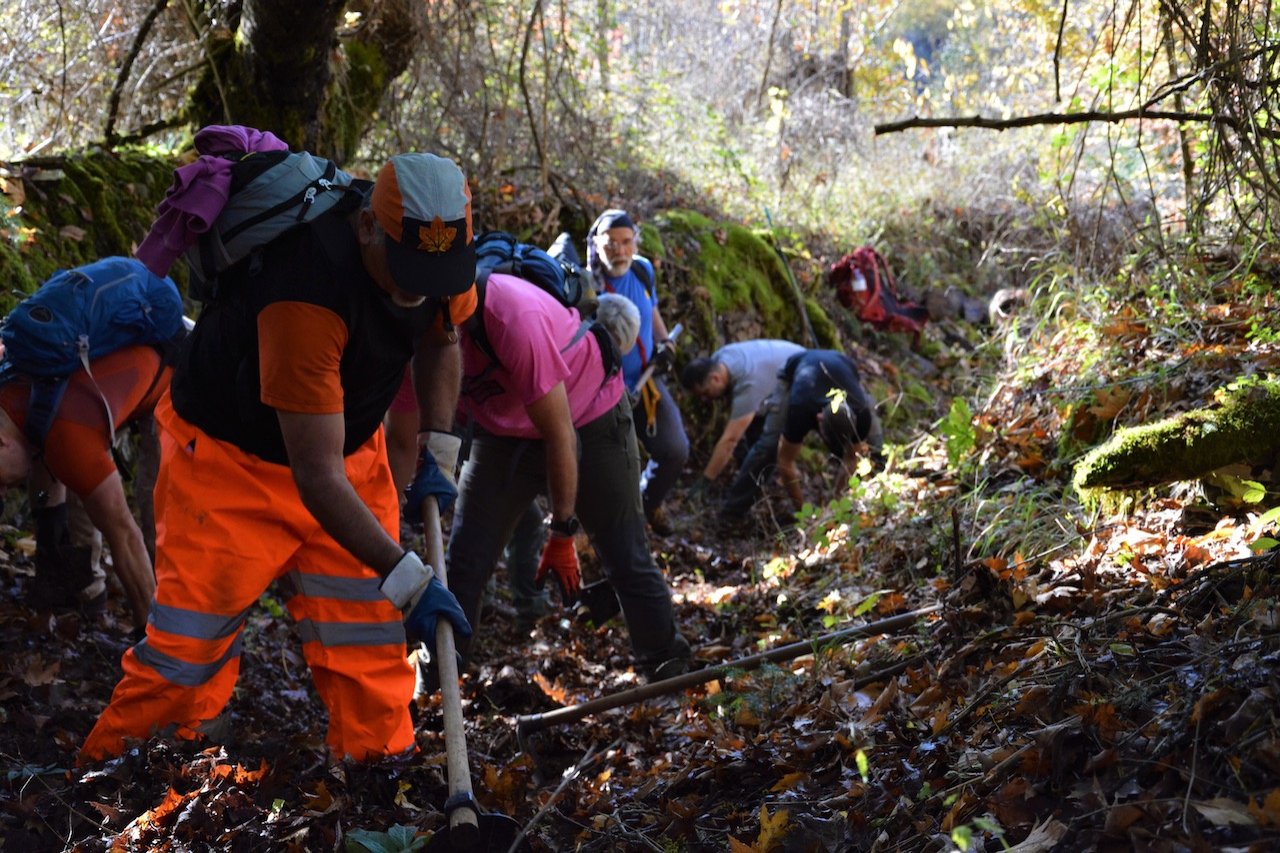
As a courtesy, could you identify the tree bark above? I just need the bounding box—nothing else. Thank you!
[188,0,422,161]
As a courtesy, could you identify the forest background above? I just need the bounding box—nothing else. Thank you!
[2,1,1280,851]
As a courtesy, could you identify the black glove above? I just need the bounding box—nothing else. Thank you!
[651,339,676,375]
[687,476,714,504]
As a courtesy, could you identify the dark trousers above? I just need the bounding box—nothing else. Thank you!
[448,397,689,670]
[633,377,689,514]
[721,391,788,519]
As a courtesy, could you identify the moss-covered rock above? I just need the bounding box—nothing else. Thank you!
[648,209,834,356]
[2,148,175,311]
[1072,378,1280,493]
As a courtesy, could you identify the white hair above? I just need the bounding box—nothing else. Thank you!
[594,293,641,355]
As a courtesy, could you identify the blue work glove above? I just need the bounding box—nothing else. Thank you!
[380,551,473,643]
[404,576,472,643]
[404,448,458,523]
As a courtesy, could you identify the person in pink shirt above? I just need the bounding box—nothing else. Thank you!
[444,274,690,681]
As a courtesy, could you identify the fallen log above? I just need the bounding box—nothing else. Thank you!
[1072,377,1280,491]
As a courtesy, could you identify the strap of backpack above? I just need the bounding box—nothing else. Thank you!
[633,257,655,300]
[76,343,118,448]
[470,272,501,370]
[22,379,71,449]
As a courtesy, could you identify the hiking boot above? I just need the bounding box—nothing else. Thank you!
[640,655,691,683]
[638,634,692,683]
[78,587,108,621]
[645,505,674,536]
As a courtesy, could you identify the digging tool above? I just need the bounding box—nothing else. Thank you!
[630,322,683,401]
[575,578,621,625]
[418,499,529,852]
[516,604,940,742]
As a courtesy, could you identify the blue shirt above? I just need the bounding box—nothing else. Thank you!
[598,258,655,392]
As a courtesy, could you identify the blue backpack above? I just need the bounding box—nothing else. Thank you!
[0,257,187,446]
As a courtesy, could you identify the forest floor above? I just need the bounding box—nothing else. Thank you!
[2,284,1280,852]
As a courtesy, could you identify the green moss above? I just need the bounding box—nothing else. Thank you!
[652,209,819,352]
[1,148,175,312]
[1072,377,1280,492]
[805,298,838,348]
[325,40,391,162]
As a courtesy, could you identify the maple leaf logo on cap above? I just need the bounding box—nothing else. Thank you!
[418,217,457,253]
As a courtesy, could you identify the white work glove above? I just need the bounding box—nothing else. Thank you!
[380,551,434,611]
[380,551,472,643]
[420,430,462,485]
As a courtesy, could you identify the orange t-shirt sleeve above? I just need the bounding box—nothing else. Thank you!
[258,301,349,413]
[38,346,167,497]
[438,283,477,330]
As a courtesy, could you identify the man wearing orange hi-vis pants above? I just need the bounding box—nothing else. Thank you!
[80,152,477,763]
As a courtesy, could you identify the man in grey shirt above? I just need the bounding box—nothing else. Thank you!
[679,339,804,499]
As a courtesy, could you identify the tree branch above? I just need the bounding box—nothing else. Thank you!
[1053,0,1068,103]
[105,0,171,145]
[875,108,1221,135]
[518,0,548,191]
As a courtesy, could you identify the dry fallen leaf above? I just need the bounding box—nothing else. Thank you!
[1192,797,1255,827]
[1004,817,1068,852]
[756,804,789,851]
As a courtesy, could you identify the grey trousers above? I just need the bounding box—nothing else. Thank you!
[447,396,689,671]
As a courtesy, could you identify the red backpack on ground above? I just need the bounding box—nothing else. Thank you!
[829,246,930,336]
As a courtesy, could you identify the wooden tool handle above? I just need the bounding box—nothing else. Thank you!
[422,499,478,836]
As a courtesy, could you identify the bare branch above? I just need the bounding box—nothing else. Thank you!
[875,108,1227,135]
[104,0,171,145]
[1053,0,1069,103]
[519,0,548,192]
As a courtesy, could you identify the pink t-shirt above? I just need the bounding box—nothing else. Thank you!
[459,273,623,438]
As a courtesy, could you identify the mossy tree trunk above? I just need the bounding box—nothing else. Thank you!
[1072,379,1280,493]
[190,0,421,161]
[0,1,424,299]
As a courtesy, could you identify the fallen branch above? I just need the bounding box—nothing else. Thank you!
[516,604,940,738]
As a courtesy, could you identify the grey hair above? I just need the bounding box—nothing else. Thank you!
[594,293,641,355]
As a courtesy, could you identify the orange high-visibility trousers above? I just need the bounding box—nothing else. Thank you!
[80,392,414,762]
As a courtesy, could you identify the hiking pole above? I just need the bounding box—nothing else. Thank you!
[515,603,939,742]
[763,207,818,347]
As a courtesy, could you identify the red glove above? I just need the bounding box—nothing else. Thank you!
[535,534,581,605]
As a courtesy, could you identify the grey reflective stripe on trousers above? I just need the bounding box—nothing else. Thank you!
[150,601,250,640]
[294,619,405,647]
[134,635,244,688]
[281,569,385,602]
[135,602,252,687]
[282,569,406,646]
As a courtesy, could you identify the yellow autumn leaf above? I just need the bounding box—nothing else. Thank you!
[757,805,790,851]
[1248,788,1280,826]
[728,837,757,853]
[394,780,420,811]
[769,771,807,792]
